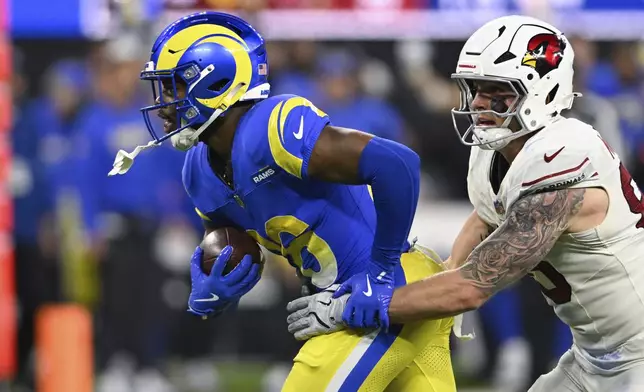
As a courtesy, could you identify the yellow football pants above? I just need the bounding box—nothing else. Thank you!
[282,246,456,392]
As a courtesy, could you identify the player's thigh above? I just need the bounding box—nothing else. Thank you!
[282,326,409,392]
[402,244,446,283]
[360,248,456,391]
[283,246,454,392]
[282,319,451,392]
[528,351,584,392]
[399,247,455,335]
[385,341,455,392]
[357,317,453,392]
[398,246,456,360]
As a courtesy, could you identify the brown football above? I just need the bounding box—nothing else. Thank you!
[200,227,264,275]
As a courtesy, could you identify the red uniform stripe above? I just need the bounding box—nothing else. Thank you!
[522,158,590,187]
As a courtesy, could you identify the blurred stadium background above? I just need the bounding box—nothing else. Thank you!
[1,0,643,391]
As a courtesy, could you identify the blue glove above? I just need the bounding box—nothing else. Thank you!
[332,263,394,330]
[188,245,261,319]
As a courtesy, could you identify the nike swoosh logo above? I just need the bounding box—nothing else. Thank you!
[363,276,373,297]
[293,116,304,139]
[193,293,220,302]
[544,146,565,163]
[317,300,332,306]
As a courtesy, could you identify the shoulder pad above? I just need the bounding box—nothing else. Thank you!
[237,94,330,179]
[510,138,598,201]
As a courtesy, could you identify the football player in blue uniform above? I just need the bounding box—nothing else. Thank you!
[109,11,455,392]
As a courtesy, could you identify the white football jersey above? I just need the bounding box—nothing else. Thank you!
[468,117,644,362]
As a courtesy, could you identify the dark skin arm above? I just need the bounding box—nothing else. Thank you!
[306,125,374,183]
[388,188,586,323]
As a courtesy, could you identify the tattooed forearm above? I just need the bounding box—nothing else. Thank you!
[459,188,586,296]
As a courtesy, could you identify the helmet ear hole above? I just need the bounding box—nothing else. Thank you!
[546,83,559,105]
[493,51,516,65]
[208,79,231,92]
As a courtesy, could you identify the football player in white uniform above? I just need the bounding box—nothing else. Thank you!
[286,15,644,391]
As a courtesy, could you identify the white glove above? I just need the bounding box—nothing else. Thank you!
[286,285,349,341]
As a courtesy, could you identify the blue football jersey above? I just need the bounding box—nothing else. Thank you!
[183,94,380,289]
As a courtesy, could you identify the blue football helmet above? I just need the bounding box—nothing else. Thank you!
[140,11,270,151]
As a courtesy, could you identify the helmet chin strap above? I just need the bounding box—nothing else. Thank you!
[475,100,573,151]
[108,84,245,176]
[170,107,225,151]
[171,83,246,151]
[475,124,544,151]
[473,127,514,150]
[472,113,515,151]
[472,107,537,151]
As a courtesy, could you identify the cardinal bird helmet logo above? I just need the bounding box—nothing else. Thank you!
[521,33,566,78]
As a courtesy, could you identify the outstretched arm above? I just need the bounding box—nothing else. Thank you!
[388,188,586,323]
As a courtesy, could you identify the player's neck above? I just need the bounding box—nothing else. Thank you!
[499,134,532,163]
[204,107,247,160]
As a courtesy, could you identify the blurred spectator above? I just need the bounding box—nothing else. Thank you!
[10,47,59,390]
[313,49,409,144]
[269,41,322,101]
[394,40,470,199]
[10,52,92,389]
[587,42,644,172]
[565,36,629,166]
[272,45,410,144]
[72,33,199,392]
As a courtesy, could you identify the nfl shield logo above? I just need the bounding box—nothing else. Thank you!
[258,63,268,75]
[494,199,505,215]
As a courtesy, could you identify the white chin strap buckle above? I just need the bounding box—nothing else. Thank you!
[108,111,220,177]
[108,140,160,176]
[108,126,201,176]
[108,106,223,176]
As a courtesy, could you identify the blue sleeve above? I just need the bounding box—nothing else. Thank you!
[264,95,330,179]
[358,137,420,273]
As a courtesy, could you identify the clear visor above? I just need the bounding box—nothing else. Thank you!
[450,74,528,147]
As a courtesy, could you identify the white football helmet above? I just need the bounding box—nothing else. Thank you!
[451,15,580,151]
